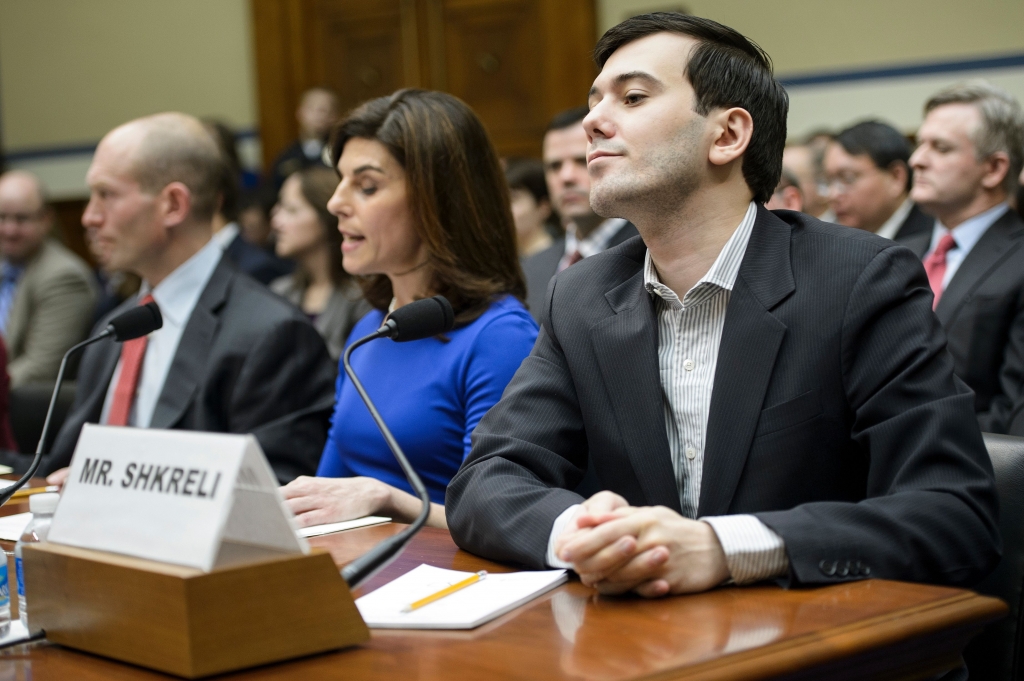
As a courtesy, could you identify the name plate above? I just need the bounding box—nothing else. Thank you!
[47,425,308,571]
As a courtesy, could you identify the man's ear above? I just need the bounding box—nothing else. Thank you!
[160,182,193,228]
[980,151,1010,191]
[708,107,754,167]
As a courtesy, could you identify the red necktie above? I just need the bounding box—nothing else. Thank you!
[559,250,583,273]
[923,233,957,310]
[106,294,155,426]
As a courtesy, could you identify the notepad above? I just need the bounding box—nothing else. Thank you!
[297,516,391,538]
[0,512,32,542]
[355,563,567,629]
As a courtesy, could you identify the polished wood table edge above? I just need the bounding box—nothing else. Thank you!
[641,589,1006,681]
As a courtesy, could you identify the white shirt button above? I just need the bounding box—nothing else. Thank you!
[685,446,697,460]
[683,358,695,371]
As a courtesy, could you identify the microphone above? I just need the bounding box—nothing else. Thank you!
[340,295,455,587]
[0,301,163,506]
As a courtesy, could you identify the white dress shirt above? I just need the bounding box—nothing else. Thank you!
[557,218,629,271]
[211,222,240,250]
[547,203,789,584]
[874,198,914,241]
[926,202,1008,290]
[100,237,224,427]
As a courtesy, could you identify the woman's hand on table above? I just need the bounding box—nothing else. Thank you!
[45,467,70,490]
[281,475,391,528]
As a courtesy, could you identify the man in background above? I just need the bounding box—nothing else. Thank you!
[42,112,335,483]
[764,170,803,211]
[0,171,96,386]
[782,141,832,220]
[522,107,638,322]
[902,81,1024,433]
[269,87,340,189]
[824,120,932,240]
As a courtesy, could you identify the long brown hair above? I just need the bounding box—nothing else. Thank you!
[287,166,350,289]
[329,89,525,325]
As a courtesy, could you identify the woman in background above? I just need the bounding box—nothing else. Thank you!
[505,157,556,257]
[281,89,537,529]
[270,166,370,361]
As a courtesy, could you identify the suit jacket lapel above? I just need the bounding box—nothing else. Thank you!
[149,260,233,429]
[698,207,794,517]
[591,259,681,511]
[936,210,1022,325]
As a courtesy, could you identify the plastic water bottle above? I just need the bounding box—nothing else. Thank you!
[16,492,59,633]
[0,546,9,636]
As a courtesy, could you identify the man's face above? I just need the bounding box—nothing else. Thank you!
[542,124,593,225]
[0,174,51,263]
[824,143,907,231]
[910,103,997,216]
[82,130,164,275]
[584,32,707,221]
[298,91,339,140]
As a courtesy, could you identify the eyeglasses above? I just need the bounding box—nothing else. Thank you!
[825,172,866,194]
[0,211,43,226]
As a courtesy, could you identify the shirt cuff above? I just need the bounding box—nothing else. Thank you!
[701,514,789,584]
[546,504,582,568]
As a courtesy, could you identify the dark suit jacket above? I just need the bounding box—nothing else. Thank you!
[893,203,935,241]
[45,257,336,483]
[521,221,639,323]
[224,233,294,286]
[901,208,1024,433]
[447,206,1000,588]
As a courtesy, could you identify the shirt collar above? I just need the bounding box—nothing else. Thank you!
[644,201,757,310]
[875,198,914,241]
[0,261,25,282]
[211,222,240,250]
[564,218,628,259]
[930,201,1009,255]
[145,237,223,328]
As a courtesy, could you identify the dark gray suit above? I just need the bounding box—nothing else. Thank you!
[901,208,1024,434]
[45,257,336,483]
[521,221,639,323]
[447,206,1000,587]
[893,203,935,241]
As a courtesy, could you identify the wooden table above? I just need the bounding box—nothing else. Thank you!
[0,516,1007,681]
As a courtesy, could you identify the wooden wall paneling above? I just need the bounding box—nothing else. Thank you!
[539,0,597,121]
[439,0,546,158]
[311,0,414,118]
[251,0,306,171]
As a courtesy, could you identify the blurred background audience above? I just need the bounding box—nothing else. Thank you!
[269,88,340,190]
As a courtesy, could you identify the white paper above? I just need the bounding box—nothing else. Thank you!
[298,516,391,538]
[47,425,306,571]
[0,513,31,542]
[356,563,567,629]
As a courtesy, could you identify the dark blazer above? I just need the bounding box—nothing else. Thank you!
[521,221,639,323]
[45,257,337,483]
[224,233,294,286]
[447,206,1000,588]
[893,202,935,241]
[900,208,1024,433]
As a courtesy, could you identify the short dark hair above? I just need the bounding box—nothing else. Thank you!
[546,106,589,133]
[594,12,788,204]
[834,121,913,191]
[330,89,525,326]
[504,158,549,205]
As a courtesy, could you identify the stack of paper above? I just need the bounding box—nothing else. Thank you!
[356,563,567,629]
[298,516,391,538]
[0,512,32,542]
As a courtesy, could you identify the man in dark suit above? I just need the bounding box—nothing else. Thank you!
[42,112,335,483]
[269,88,340,190]
[523,107,638,321]
[447,13,999,598]
[901,81,1024,434]
[823,120,933,241]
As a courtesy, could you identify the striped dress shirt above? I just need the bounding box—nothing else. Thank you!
[547,202,788,585]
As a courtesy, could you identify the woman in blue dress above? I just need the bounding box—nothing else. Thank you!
[281,89,538,529]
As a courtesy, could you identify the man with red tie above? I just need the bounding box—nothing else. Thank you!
[39,113,336,482]
[900,81,1024,433]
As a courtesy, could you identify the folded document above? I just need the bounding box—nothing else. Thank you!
[356,563,567,629]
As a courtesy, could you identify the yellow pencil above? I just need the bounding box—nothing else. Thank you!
[401,571,487,613]
[10,486,59,500]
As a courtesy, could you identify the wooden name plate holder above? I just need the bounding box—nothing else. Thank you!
[21,542,370,678]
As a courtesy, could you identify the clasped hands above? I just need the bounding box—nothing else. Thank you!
[554,491,730,597]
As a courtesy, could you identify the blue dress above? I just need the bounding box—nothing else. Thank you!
[317,295,538,504]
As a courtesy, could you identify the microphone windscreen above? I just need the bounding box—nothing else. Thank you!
[387,295,455,342]
[107,301,163,342]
